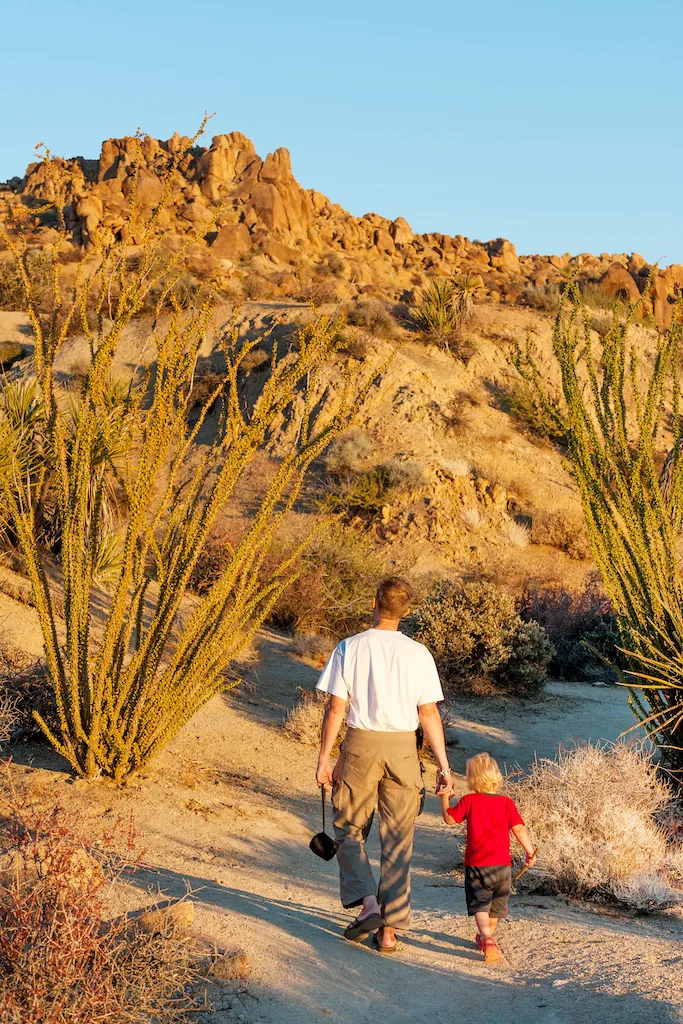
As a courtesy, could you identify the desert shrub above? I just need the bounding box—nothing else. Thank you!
[0,343,27,370]
[346,300,396,338]
[590,309,614,336]
[288,633,334,666]
[531,507,590,559]
[240,346,270,372]
[519,282,561,313]
[297,279,340,305]
[412,580,553,696]
[323,457,428,519]
[187,370,226,412]
[0,128,376,781]
[505,743,682,909]
[519,583,627,680]
[440,457,471,480]
[0,640,56,741]
[518,282,683,768]
[0,252,53,311]
[187,529,235,596]
[440,398,473,436]
[324,429,373,475]
[284,687,346,748]
[460,507,483,531]
[271,521,410,640]
[501,519,530,548]
[242,273,275,300]
[495,378,567,445]
[340,331,374,361]
[0,774,204,1022]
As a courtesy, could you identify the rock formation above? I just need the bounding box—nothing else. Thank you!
[1,131,680,321]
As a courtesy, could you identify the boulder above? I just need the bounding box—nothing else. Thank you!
[210,223,252,259]
[259,147,293,184]
[651,272,672,326]
[374,227,395,253]
[487,238,520,274]
[262,237,299,264]
[390,217,414,246]
[599,263,641,303]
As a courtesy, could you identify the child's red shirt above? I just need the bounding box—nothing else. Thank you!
[448,793,524,866]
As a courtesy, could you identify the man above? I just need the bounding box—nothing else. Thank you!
[316,577,453,953]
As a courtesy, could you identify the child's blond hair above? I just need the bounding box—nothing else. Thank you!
[466,752,503,794]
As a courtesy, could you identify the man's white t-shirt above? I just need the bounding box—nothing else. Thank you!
[315,628,444,732]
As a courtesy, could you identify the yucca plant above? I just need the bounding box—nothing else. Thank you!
[0,123,379,781]
[411,274,482,349]
[412,278,458,338]
[517,280,683,772]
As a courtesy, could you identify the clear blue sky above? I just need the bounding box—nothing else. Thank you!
[2,0,682,263]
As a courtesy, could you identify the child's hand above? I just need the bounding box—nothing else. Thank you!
[525,850,537,868]
[439,791,455,825]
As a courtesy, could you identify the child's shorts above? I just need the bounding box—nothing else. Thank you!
[464,865,512,917]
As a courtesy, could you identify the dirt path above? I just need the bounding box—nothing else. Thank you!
[8,625,680,1024]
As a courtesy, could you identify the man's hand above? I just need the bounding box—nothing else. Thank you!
[316,758,333,789]
[435,769,455,798]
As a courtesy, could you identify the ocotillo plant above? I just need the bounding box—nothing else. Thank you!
[516,282,683,772]
[0,125,380,781]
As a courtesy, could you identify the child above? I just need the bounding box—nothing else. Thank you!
[441,752,536,964]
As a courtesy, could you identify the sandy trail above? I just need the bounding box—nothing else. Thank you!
[7,621,680,1024]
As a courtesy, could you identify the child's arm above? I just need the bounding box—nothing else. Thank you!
[511,824,537,866]
[440,791,456,825]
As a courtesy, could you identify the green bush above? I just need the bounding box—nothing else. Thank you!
[412,580,553,696]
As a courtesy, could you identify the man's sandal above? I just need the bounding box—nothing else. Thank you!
[481,937,501,964]
[372,933,398,955]
[343,913,385,942]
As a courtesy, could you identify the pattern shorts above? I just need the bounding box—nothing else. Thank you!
[464,865,512,917]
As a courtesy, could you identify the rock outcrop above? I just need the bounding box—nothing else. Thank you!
[1,130,680,321]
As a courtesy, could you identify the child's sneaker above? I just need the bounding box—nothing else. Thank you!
[481,937,501,964]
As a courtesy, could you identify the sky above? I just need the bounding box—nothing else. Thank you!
[2,0,682,263]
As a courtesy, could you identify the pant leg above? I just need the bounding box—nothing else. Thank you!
[332,730,383,909]
[376,734,422,930]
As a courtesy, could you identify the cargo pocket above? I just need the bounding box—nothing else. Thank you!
[332,778,375,828]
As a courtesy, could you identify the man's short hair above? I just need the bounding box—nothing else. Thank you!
[375,577,414,619]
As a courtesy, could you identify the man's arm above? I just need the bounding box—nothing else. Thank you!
[418,702,454,796]
[316,694,347,789]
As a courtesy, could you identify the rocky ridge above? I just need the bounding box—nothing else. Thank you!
[2,130,682,322]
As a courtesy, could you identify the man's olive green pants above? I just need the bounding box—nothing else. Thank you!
[332,728,423,930]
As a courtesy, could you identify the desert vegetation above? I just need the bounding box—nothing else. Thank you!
[411,580,554,697]
[0,130,383,781]
[0,769,206,1023]
[505,743,683,910]
[519,282,683,770]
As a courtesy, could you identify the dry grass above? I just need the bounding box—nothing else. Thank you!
[283,688,346,750]
[461,507,483,531]
[324,430,373,475]
[505,743,683,910]
[531,506,590,559]
[289,633,334,667]
[440,457,471,480]
[501,519,531,548]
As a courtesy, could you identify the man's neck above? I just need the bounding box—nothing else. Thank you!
[372,616,401,631]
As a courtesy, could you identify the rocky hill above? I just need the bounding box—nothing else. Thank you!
[2,130,681,322]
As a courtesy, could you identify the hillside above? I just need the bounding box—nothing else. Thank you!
[1,130,681,323]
